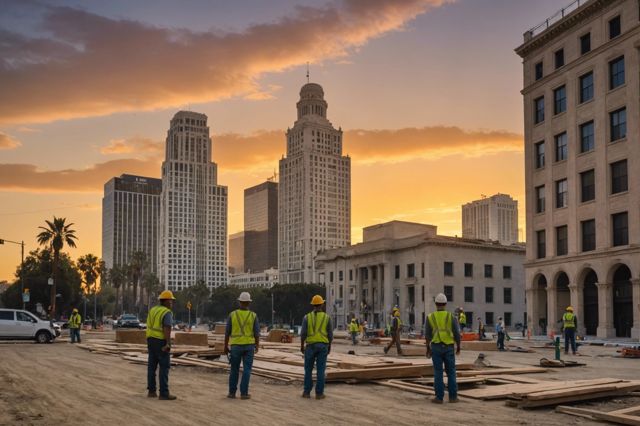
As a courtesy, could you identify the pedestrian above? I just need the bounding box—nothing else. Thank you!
[349,318,359,345]
[68,308,82,344]
[458,308,467,332]
[477,317,486,340]
[146,290,177,400]
[301,295,333,399]
[495,316,506,351]
[224,291,260,399]
[361,320,368,341]
[383,308,403,355]
[425,293,461,404]
[562,306,577,355]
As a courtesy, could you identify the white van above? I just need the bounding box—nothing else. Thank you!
[0,309,60,343]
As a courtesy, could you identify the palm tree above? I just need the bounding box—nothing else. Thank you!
[128,251,148,313]
[37,216,78,318]
[108,265,127,315]
[77,254,102,326]
[141,273,161,312]
[188,280,210,323]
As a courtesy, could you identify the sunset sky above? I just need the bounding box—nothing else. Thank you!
[0,0,564,282]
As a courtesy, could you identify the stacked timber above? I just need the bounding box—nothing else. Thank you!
[174,332,208,346]
[115,329,146,344]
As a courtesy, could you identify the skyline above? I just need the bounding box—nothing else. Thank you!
[0,0,564,281]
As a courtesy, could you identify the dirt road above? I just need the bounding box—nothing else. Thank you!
[0,339,636,425]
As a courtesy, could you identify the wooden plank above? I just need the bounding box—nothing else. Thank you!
[375,380,435,395]
[557,405,640,425]
[326,364,432,381]
[457,367,548,377]
[524,382,624,401]
[459,379,621,400]
[516,383,640,408]
[480,375,544,384]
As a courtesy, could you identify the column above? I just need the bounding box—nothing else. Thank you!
[546,285,558,336]
[383,262,393,324]
[525,287,536,335]
[596,282,615,338]
[568,283,585,336]
[631,279,640,339]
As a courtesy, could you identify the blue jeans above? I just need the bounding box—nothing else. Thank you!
[70,328,81,343]
[497,331,505,350]
[304,343,328,395]
[351,332,358,344]
[564,328,577,354]
[229,345,255,396]
[147,338,170,396]
[431,343,457,401]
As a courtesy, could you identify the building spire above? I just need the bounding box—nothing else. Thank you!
[306,62,309,83]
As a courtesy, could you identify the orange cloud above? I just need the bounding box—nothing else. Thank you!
[100,137,162,156]
[0,0,448,124]
[0,132,21,150]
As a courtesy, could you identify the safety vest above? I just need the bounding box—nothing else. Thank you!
[459,312,466,325]
[68,313,81,329]
[428,311,454,345]
[306,311,329,344]
[146,305,171,340]
[349,321,359,333]
[229,309,257,346]
[392,316,402,330]
[563,312,576,329]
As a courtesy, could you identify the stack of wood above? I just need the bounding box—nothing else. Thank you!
[556,404,640,424]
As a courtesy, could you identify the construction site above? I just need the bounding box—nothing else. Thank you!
[1,327,639,426]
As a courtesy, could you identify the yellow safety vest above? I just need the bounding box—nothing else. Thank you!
[349,321,359,333]
[68,313,82,329]
[563,312,576,329]
[229,309,257,346]
[306,311,329,344]
[428,311,454,345]
[459,312,466,325]
[146,305,171,340]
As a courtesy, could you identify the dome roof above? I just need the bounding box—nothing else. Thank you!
[299,83,324,100]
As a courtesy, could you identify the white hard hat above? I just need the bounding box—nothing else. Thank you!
[435,293,448,304]
[238,292,252,302]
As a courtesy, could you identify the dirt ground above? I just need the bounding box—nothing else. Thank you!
[0,334,639,426]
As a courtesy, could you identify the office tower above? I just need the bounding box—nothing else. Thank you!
[462,193,519,244]
[244,181,278,272]
[228,231,245,275]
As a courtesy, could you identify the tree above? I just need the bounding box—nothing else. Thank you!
[107,265,127,315]
[141,273,161,313]
[186,280,210,323]
[128,251,148,313]
[77,254,103,325]
[36,217,78,318]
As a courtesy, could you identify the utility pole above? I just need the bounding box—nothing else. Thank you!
[271,291,274,327]
[0,238,26,309]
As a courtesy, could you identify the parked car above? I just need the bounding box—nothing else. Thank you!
[116,314,143,329]
[0,309,59,343]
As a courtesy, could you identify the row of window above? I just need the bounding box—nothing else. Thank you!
[536,211,629,259]
[443,285,512,304]
[444,262,512,279]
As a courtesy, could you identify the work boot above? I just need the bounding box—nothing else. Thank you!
[383,347,389,354]
[449,398,460,403]
[241,394,251,400]
[301,393,311,399]
[316,394,326,400]
[227,393,236,399]
[430,398,443,404]
[158,394,177,401]
[147,391,157,398]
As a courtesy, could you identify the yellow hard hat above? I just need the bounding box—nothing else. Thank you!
[159,290,176,300]
[393,310,400,317]
[310,295,325,305]
[72,308,78,313]
[351,318,356,322]
[566,306,573,312]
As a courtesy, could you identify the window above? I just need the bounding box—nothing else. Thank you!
[339,270,343,281]
[535,141,545,168]
[421,286,425,302]
[503,266,512,280]
[611,160,628,194]
[329,272,334,282]
[16,312,34,322]
[580,33,591,54]
[485,287,494,303]
[537,230,546,259]
[535,185,545,213]
[535,61,543,80]
[556,225,568,256]
[444,262,454,277]
[464,263,473,277]
[444,286,454,303]
[581,219,596,252]
[610,107,626,141]
[554,86,566,114]
[609,15,621,39]
[554,49,564,69]
[504,312,512,327]
[407,263,415,278]
[0,311,14,320]
[580,169,595,202]
[504,288,512,304]
[485,312,494,326]
[609,56,625,89]
[555,132,567,161]
[421,263,425,278]
[534,97,545,124]
[464,287,474,303]
[349,270,353,281]
[580,121,594,152]
[484,264,493,278]
[579,72,593,103]
[339,285,343,299]
[612,212,628,246]
[556,179,568,208]
[394,265,400,279]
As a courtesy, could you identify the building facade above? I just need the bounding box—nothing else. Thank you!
[462,194,519,245]
[229,268,279,289]
[228,231,245,275]
[278,82,351,284]
[102,174,162,273]
[516,0,640,338]
[244,181,278,272]
[158,111,228,291]
[317,221,525,331]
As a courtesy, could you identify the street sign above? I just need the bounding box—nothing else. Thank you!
[22,289,30,303]
[48,278,54,286]
[187,301,192,310]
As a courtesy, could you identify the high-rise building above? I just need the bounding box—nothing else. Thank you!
[228,231,245,275]
[158,111,228,291]
[279,82,351,284]
[516,0,640,338]
[462,194,519,245]
[244,181,278,272]
[102,174,162,273]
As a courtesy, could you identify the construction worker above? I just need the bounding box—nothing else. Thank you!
[477,316,486,340]
[349,318,359,345]
[458,308,467,332]
[224,291,260,399]
[562,306,577,355]
[300,295,333,399]
[495,316,506,351]
[425,293,461,404]
[383,308,403,355]
[146,290,176,400]
[361,320,368,341]
[68,308,82,343]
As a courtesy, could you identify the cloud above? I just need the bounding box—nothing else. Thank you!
[0,132,21,149]
[100,137,162,156]
[0,0,448,124]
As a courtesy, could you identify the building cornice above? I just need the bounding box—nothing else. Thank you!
[524,245,640,269]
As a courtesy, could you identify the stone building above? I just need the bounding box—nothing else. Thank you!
[462,193,519,245]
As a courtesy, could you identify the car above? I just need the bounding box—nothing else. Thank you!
[0,309,59,343]
[116,314,142,329]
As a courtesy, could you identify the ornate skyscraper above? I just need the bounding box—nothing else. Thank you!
[279,83,351,284]
[158,111,228,291]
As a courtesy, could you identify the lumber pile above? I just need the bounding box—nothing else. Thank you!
[265,329,291,343]
[173,332,208,346]
[556,405,640,425]
[115,329,147,344]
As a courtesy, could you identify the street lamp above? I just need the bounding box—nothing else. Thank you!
[0,238,25,309]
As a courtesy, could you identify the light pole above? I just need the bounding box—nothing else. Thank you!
[271,291,274,328]
[0,238,25,309]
